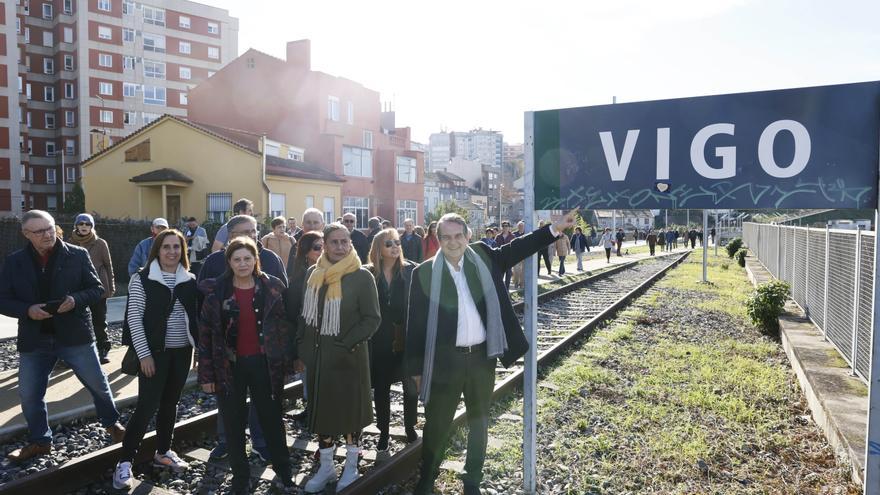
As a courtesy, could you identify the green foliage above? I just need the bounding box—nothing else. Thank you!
[425,200,470,224]
[720,262,729,270]
[746,280,790,333]
[726,237,743,258]
[63,181,86,214]
[736,248,748,267]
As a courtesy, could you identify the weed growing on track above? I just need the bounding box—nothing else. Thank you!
[431,249,858,495]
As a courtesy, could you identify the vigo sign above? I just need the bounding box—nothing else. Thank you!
[533,81,880,209]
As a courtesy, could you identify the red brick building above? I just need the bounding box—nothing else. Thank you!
[188,39,424,228]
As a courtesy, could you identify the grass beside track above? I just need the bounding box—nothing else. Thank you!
[433,249,858,494]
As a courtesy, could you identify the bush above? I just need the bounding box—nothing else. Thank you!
[726,237,743,258]
[746,280,790,333]
[736,248,748,267]
[720,262,729,270]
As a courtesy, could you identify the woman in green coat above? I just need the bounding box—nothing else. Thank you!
[298,223,380,493]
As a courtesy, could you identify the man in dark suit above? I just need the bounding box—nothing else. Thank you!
[400,218,424,262]
[344,212,370,263]
[365,216,383,246]
[407,209,577,495]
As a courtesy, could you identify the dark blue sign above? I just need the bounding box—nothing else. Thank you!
[533,81,880,209]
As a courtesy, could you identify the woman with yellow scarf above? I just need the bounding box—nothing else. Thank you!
[298,223,380,493]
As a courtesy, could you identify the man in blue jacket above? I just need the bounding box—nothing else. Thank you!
[0,210,125,462]
[128,217,168,275]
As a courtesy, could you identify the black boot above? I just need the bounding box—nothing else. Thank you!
[377,432,389,451]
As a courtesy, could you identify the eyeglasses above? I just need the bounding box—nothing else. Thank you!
[384,239,401,248]
[311,244,323,252]
[343,219,356,224]
[26,226,56,237]
[76,222,92,227]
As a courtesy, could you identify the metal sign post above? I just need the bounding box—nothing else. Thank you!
[714,211,719,256]
[863,137,880,495]
[702,209,708,282]
[522,111,538,494]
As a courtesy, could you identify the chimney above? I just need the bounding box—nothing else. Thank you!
[286,39,311,70]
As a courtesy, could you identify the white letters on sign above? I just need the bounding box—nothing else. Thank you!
[600,120,811,181]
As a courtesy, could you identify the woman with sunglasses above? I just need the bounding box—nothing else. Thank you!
[365,228,419,451]
[422,221,439,260]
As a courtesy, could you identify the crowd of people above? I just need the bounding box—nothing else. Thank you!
[0,202,579,495]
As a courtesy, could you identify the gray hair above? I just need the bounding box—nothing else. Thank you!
[323,222,350,240]
[302,208,323,221]
[437,213,471,237]
[21,209,54,228]
[227,214,257,234]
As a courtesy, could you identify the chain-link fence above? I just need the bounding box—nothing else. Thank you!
[743,222,875,383]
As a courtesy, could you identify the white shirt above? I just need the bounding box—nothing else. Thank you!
[445,257,487,347]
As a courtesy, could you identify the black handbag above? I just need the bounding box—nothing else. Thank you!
[121,346,140,376]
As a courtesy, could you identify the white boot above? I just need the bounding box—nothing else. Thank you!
[304,446,337,493]
[336,444,360,492]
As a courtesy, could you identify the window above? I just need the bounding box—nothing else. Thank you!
[46,168,56,184]
[65,139,75,155]
[98,53,112,68]
[42,31,53,47]
[397,200,417,228]
[99,110,113,123]
[123,28,134,42]
[46,142,56,157]
[143,60,165,79]
[123,56,135,70]
[63,27,73,43]
[342,146,372,177]
[122,0,133,14]
[123,111,136,125]
[97,0,110,11]
[98,26,112,40]
[63,0,73,14]
[178,16,190,29]
[66,166,76,182]
[397,156,417,183]
[207,22,219,34]
[179,92,187,105]
[179,66,191,79]
[208,46,219,59]
[123,82,138,97]
[16,18,20,34]
[17,76,22,93]
[143,33,165,52]
[207,193,232,222]
[25,111,31,127]
[143,85,165,105]
[27,139,33,154]
[142,112,160,124]
[26,83,32,100]
[363,130,373,149]
[327,96,339,121]
[24,27,30,43]
[323,197,335,224]
[287,148,303,161]
[47,195,57,211]
[143,6,165,26]
[64,82,74,99]
[43,58,54,74]
[65,111,75,127]
[20,164,25,182]
[42,3,52,19]
[347,101,354,125]
[45,113,55,129]
[269,193,285,218]
[305,196,314,209]
[44,86,55,102]
[343,197,369,229]
[99,81,113,95]
[178,41,190,54]
[64,55,74,70]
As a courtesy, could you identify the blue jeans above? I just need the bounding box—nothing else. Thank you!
[216,402,266,449]
[19,341,120,445]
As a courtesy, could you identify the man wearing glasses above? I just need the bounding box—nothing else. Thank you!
[343,212,369,263]
[0,210,125,462]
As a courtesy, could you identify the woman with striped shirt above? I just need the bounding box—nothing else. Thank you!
[113,229,199,490]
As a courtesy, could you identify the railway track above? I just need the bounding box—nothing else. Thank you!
[0,251,689,495]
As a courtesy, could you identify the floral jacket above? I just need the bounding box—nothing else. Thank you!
[198,272,294,398]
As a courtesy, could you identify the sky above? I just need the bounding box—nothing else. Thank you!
[203,0,880,144]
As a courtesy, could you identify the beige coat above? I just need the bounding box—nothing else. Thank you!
[555,234,571,257]
[82,236,115,299]
[260,232,295,270]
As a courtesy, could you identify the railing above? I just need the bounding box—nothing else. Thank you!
[743,222,875,383]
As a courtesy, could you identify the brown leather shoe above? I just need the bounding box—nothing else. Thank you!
[7,442,51,462]
[106,422,126,444]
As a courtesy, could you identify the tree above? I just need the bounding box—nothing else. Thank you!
[425,200,470,224]
[63,181,86,214]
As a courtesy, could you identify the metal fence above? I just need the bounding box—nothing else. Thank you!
[743,222,875,383]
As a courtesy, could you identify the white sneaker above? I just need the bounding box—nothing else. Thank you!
[113,461,133,490]
[153,450,189,473]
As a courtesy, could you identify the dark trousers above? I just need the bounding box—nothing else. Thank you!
[541,250,552,274]
[121,347,191,461]
[374,376,418,434]
[690,238,696,248]
[648,242,656,256]
[504,268,512,291]
[217,355,290,487]
[419,349,495,488]
[605,247,612,262]
[557,256,566,275]
[90,298,110,354]
[616,241,622,256]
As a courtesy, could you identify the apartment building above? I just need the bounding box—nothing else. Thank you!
[10,0,237,215]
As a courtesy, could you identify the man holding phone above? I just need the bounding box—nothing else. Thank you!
[0,210,125,462]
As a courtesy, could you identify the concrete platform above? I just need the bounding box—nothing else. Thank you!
[745,253,867,486]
